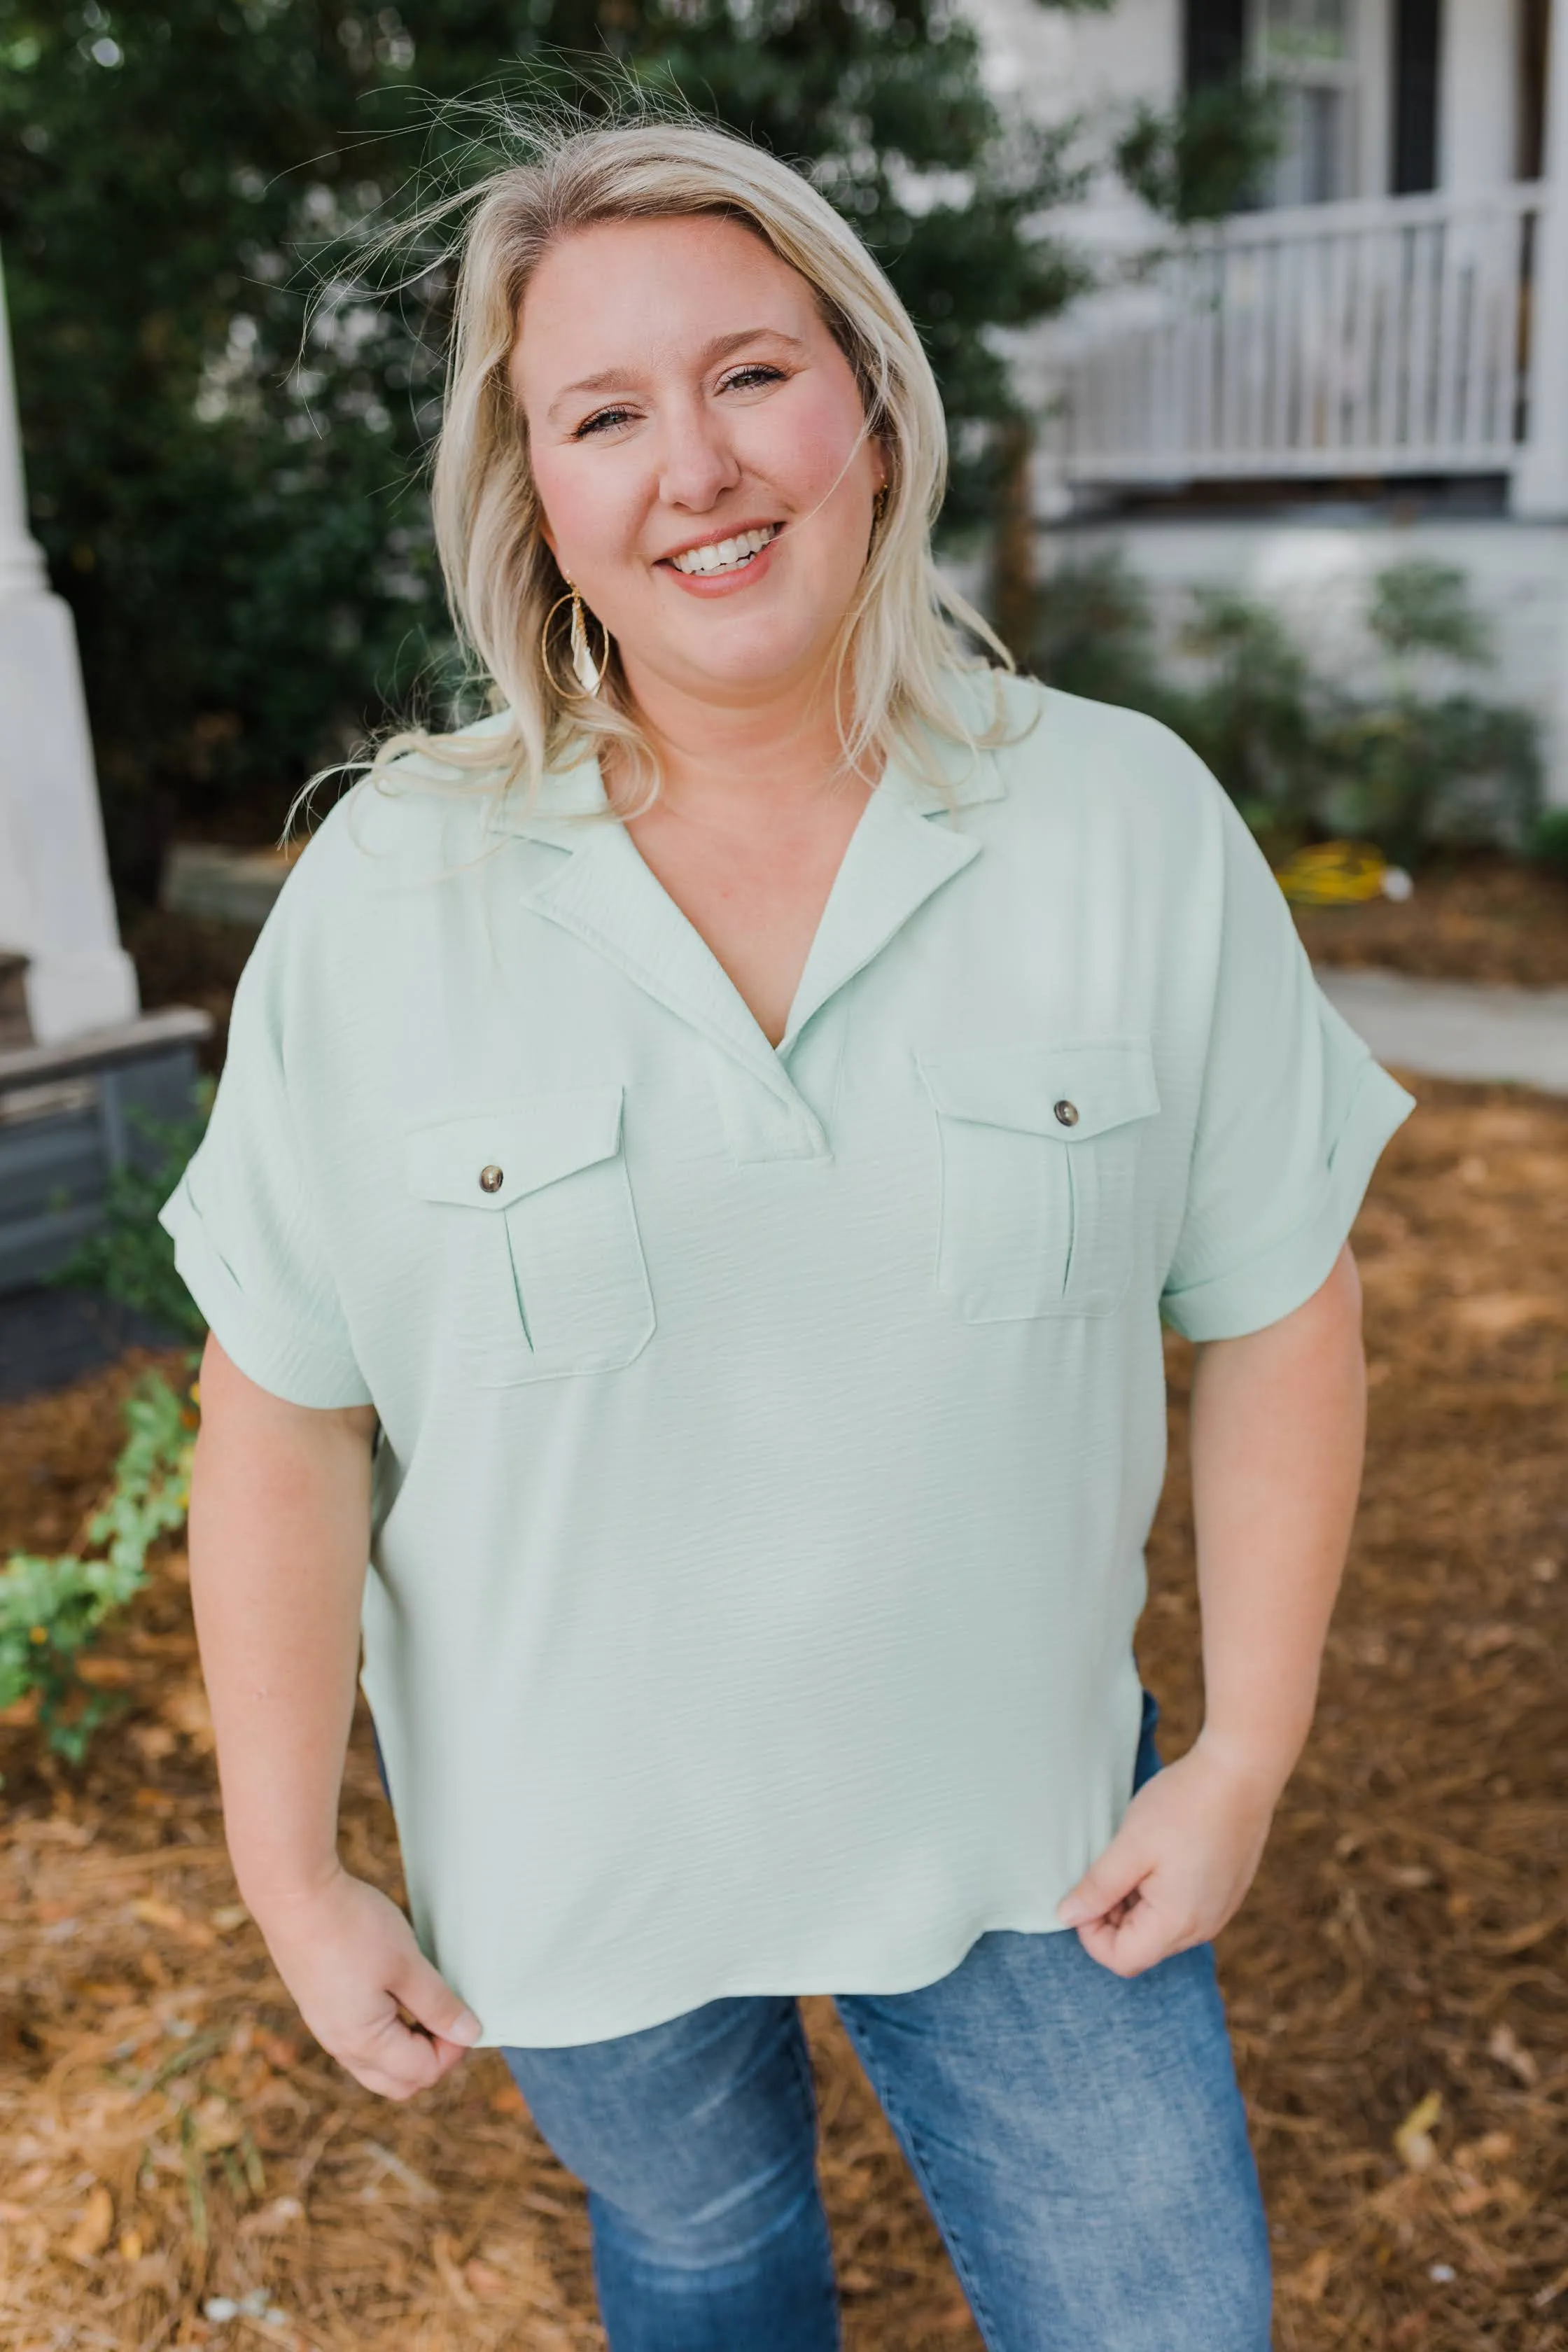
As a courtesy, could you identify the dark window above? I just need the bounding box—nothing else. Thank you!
[1518,0,1551,181]
[1391,0,1442,193]
[1184,0,1249,90]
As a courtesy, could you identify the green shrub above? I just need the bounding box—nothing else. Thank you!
[1525,807,1568,877]
[50,1082,212,1341]
[1025,556,1543,867]
[1,1368,197,1766]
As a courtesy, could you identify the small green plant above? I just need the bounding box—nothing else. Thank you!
[0,1368,198,1766]
[1318,564,1542,868]
[1025,556,1543,867]
[50,1082,213,1340]
[1525,806,1568,877]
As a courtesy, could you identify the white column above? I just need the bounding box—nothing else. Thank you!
[0,246,139,1043]
[1439,0,1517,195]
[1513,0,1568,517]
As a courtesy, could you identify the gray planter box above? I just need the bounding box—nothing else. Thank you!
[0,1007,212,1296]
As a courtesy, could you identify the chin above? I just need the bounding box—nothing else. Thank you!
[668,622,838,694]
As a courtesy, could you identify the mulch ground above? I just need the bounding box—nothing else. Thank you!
[1,1070,1565,2351]
[1292,854,1568,990]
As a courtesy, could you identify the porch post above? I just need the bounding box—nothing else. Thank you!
[0,246,139,1043]
[1513,0,1568,517]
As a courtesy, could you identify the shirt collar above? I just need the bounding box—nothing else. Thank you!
[482,664,1011,846]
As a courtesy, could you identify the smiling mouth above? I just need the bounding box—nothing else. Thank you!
[664,523,783,578]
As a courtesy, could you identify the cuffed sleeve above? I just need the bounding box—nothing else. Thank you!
[158,920,374,1410]
[1159,787,1416,1343]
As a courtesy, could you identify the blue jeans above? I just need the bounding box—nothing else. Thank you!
[371,1692,1270,2349]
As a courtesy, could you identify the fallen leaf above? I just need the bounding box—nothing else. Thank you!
[357,2138,440,2205]
[190,2093,244,2152]
[76,1655,138,1687]
[489,2080,526,2116]
[1487,2021,1539,2085]
[253,2029,301,2071]
[1394,2092,1443,2173]
[433,2229,477,2309]
[239,2195,304,2239]
[1285,2248,1334,2302]
[65,2184,114,2262]
[160,1681,215,1750]
[118,2228,144,2262]
[1534,2264,1568,2311]
[1462,1623,1519,1660]
[1455,1292,1563,1336]
[464,2258,510,2300]
[131,1896,216,1949]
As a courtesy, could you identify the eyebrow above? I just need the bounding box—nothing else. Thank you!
[545,328,808,424]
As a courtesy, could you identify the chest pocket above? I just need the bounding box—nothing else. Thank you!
[918,1040,1160,1321]
[403,1087,654,1385]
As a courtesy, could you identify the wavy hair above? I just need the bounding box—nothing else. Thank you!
[316,100,1019,823]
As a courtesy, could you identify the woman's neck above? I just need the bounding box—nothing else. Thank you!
[606,663,879,832]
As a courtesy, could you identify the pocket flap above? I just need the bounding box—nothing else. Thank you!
[918,1040,1159,1141]
[404,1088,624,1210]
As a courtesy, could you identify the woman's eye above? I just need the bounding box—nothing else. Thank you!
[720,365,785,394]
[574,405,636,439]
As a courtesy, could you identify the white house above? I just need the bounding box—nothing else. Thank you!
[970,0,1568,808]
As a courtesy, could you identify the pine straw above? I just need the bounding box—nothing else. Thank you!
[1,1071,1564,2352]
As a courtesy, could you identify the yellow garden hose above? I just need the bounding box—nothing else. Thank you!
[1273,840,1414,907]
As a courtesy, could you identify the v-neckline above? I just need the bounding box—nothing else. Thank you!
[511,735,995,1102]
[614,773,880,1059]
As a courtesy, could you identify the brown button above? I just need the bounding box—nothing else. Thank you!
[479,1163,504,1194]
[1053,1100,1079,1128]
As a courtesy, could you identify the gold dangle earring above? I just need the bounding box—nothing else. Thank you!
[541,578,610,699]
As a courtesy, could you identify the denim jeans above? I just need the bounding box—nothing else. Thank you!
[374,1693,1271,2349]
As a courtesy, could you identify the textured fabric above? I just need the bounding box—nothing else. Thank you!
[158,668,1415,2046]
[498,1695,1270,2352]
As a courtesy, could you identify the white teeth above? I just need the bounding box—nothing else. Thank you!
[669,524,778,576]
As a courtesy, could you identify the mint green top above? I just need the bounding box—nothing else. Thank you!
[160,669,1415,2047]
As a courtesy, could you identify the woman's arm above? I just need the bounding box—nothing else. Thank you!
[190,1333,481,2093]
[1057,1240,1366,1975]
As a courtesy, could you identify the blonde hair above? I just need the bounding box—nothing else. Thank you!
[323,101,1018,822]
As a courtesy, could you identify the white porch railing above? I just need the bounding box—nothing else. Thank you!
[1049,183,1546,485]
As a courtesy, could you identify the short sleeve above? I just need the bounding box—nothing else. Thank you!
[1158,785,1417,1342]
[158,917,374,1410]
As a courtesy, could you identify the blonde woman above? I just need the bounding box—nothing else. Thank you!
[162,115,1414,2351]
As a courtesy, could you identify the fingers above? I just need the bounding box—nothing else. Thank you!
[1074,1892,1198,1979]
[1056,1839,1150,1933]
[328,1999,472,2101]
[388,1947,483,2051]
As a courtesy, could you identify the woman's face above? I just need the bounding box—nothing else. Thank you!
[512,213,886,713]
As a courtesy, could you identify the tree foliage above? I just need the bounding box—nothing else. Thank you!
[0,0,1104,884]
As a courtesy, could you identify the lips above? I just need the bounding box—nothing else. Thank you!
[663,522,783,578]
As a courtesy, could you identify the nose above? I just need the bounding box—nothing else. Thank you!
[657,395,741,512]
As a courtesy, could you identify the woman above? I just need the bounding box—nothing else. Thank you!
[162,115,1415,2351]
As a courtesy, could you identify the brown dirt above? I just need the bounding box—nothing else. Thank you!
[1293,854,1568,990]
[1,1071,1565,2351]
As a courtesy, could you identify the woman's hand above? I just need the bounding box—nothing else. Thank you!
[253,1865,482,2099]
[1055,1738,1278,1978]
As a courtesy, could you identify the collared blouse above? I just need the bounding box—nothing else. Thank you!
[160,666,1415,2046]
